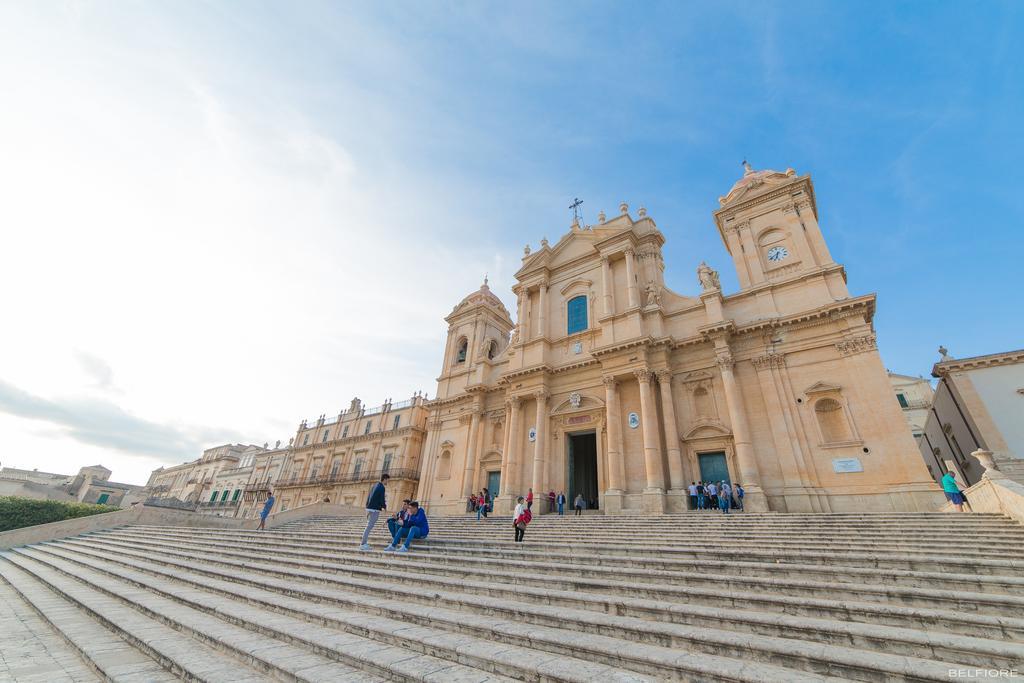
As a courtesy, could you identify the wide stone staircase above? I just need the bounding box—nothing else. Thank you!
[1,512,1023,681]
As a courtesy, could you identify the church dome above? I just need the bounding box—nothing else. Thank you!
[451,277,510,318]
[719,162,796,207]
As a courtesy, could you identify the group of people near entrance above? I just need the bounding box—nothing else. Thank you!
[688,480,744,513]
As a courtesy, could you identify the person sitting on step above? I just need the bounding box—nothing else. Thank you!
[388,499,411,539]
[386,501,429,552]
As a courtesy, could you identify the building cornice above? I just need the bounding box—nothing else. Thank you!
[932,349,1024,378]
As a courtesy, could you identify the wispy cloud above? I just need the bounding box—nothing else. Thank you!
[0,379,247,463]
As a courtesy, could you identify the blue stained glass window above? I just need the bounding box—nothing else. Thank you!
[567,296,587,335]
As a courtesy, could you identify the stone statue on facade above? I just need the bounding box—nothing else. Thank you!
[645,283,661,306]
[697,261,720,292]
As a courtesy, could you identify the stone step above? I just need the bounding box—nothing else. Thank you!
[76,531,1024,661]
[102,525,1024,597]
[35,535,1001,682]
[13,546,518,683]
[0,571,103,683]
[272,521,1024,543]
[90,530,1024,642]
[130,525,1024,577]
[1,551,272,682]
[25,542,845,683]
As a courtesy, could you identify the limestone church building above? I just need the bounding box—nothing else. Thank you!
[416,164,941,515]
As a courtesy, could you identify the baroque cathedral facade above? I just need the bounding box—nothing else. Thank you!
[415,164,942,515]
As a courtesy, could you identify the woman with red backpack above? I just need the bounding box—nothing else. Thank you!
[513,498,532,543]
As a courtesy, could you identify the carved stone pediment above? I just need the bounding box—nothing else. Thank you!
[804,381,842,395]
[439,440,455,449]
[550,392,604,415]
[683,420,731,440]
[681,370,714,384]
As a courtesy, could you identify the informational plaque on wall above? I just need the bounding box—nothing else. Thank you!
[831,458,863,473]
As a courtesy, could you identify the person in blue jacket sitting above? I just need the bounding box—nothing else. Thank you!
[385,500,429,553]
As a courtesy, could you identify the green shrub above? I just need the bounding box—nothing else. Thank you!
[0,497,120,533]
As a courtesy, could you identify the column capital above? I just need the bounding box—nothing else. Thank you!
[633,368,653,383]
[715,350,735,371]
[654,369,673,383]
[751,353,786,370]
[532,389,549,403]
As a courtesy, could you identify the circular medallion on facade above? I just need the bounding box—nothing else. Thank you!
[528,427,537,442]
[627,412,640,429]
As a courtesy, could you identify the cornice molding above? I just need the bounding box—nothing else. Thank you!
[932,348,1024,377]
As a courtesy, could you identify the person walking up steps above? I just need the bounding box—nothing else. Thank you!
[706,481,718,510]
[942,470,967,512]
[573,493,584,516]
[514,500,533,543]
[696,482,706,510]
[257,490,275,531]
[687,482,698,511]
[735,483,745,511]
[512,496,525,542]
[386,501,429,552]
[557,491,566,516]
[718,484,731,514]
[359,473,389,550]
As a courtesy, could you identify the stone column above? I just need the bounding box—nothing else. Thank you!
[505,397,521,496]
[601,257,614,317]
[656,370,684,492]
[498,399,512,494]
[624,249,640,309]
[716,349,767,511]
[461,405,481,498]
[531,390,549,498]
[636,369,666,513]
[602,376,625,492]
[537,282,548,339]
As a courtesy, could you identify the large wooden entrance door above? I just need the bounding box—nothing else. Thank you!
[568,431,599,510]
[698,451,730,483]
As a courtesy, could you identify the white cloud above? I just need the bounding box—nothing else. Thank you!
[0,3,512,484]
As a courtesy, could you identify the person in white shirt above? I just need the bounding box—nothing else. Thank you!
[687,482,698,511]
[706,481,718,500]
[512,496,525,542]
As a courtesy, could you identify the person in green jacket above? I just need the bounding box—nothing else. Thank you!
[941,470,965,512]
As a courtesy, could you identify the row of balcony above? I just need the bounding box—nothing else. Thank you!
[274,467,419,489]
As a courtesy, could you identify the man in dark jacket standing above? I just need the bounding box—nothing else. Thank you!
[360,473,389,550]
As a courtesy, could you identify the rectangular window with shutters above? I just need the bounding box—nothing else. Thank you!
[364,421,372,435]
[322,430,330,443]
[567,295,588,335]
[393,415,401,430]
[221,489,230,502]
[342,425,349,438]
[896,393,909,408]
[210,491,219,502]
[232,489,241,501]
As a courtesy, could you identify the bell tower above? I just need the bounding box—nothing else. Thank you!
[435,277,514,400]
[713,163,848,303]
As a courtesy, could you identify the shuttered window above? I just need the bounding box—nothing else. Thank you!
[567,296,587,335]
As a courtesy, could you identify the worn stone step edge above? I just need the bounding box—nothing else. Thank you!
[2,552,269,683]
[109,527,1024,595]
[13,547,509,683]
[88,532,1024,638]
[72,534,1024,666]
[123,526,1024,575]
[29,543,843,683]
[0,569,110,683]
[46,538,983,683]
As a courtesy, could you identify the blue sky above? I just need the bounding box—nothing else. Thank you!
[0,2,1021,483]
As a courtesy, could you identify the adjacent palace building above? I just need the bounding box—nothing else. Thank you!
[150,164,943,516]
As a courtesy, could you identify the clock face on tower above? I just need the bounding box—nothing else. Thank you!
[767,245,789,262]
